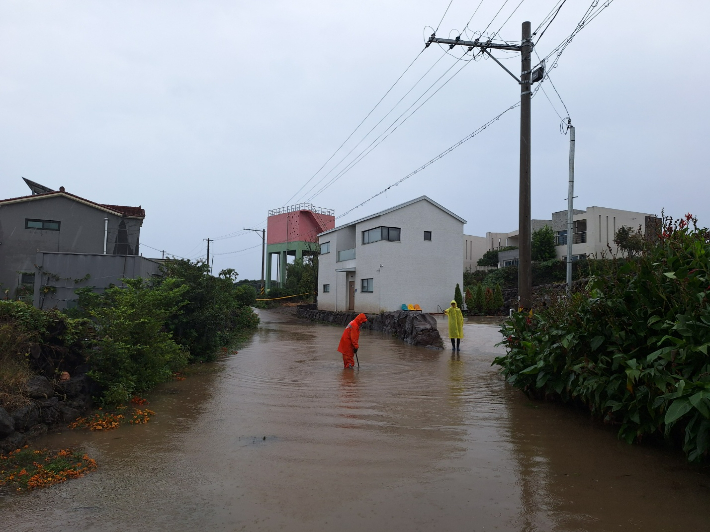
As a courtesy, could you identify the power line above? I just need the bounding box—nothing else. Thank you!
[306,50,475,202]
[533,0,568,45]
[337,100,521,219]
[462,0,487,37]
[292,51,450,204]
[534,48,570,119]
[281,49,429,207]
[214,244,261,256]
[435,0,456,32]
[480,0,513,36]
[140,243,191,261]
[494,0,528,37]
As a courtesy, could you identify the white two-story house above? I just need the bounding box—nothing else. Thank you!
[317,196,465,314]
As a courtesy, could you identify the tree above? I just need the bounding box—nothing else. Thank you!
[473,283,484,314]
[493,284,504,311]
[477,246,518,268]
[531,226,557,262]
[454,283,463,309]
[614,226,645,257]
[285,256,318,299]
[483,287,495,315]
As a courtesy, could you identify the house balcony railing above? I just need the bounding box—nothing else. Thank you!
[337,248,355,262]
[556,231,587,246]
[573,231,587,244]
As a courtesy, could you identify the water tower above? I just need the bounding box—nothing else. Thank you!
[265,203,335,290]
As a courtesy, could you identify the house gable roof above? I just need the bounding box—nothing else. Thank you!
[0,189,145,218]
[318,196,466,237]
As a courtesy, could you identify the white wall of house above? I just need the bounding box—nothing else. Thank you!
[554,206,651,260]
[318,197,464,314]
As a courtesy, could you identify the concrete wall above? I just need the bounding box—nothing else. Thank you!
[267,210,335,245]
[463,234,489,272]
[0,195,142,296]
[318,199,463,314]
[553,206,652,259]
[32,252,161,310]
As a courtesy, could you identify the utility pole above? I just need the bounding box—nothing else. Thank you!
[245,228,266,294]
[427,21,542,310]
[204,238,213,274]
[566,123,576,294]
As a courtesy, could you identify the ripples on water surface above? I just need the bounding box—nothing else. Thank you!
[2,309,710,531]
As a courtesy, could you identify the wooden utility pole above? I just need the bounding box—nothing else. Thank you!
[518,21,533,310]
[427,21,541,310]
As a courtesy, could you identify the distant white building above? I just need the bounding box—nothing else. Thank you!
[317,196,465,314]
[463,235,489,272]
[552,206,654,260]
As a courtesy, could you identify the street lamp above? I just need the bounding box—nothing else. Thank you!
[244,228,265,294]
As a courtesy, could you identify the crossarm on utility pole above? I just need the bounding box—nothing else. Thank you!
[426,36,522,52]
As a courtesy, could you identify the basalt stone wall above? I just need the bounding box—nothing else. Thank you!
[296,307,443,349]
[501,278,589,312]
[0,374,94,453]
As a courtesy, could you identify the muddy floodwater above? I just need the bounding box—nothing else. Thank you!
[2,309,710,531]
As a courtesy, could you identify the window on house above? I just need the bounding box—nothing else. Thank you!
[320,242,330,254]
[361,278,373,293]
[555,230,567,246]
[362,226,401,244]
[25,219,60,231]
[424,231,432,241]
[323,284,330,293]
[20,273,35,285]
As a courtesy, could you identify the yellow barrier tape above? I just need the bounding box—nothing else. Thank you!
[255,292,314,301]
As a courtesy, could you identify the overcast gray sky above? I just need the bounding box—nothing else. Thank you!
[2,0,708,280]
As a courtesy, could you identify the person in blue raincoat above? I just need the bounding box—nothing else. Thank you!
[444,300,464,351]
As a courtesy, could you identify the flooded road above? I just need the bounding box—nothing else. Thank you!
[2,309,710,531]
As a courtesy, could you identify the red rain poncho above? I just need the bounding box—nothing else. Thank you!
[337,313,367,368]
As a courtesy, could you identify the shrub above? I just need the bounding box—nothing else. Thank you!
[76,278,189,405]
[473,283,484,314]
[454,283,463,309]
[158,260,260,362]
[495,213,710,461]
[532,226,556,262]
[493,284,504,310]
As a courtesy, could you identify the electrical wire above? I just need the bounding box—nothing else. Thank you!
[462,0,486,37]
[281,49,429,207]
[435,0,456,32]
[337,100,520,219]
[493,0,528,37]
[534,48,570,120]
[140,243,191,261]
[306,50,475,201]
[293,50,455,203]
[539,0,616,70]
[533,0,568,45]
[214,244,261,256]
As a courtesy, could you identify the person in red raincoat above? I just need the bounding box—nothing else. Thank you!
[338,313,367,369]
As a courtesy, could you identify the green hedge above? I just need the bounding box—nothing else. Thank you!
[495,214,710,461]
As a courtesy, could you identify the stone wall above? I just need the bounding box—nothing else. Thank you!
[0,374,94,453]
[296,306,443,349]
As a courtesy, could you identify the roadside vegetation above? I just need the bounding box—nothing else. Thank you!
[0,447,97,491]
[495,214,710,462]
[257,256,318,307]
[464,225,588,315]
[0,259,259,409]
